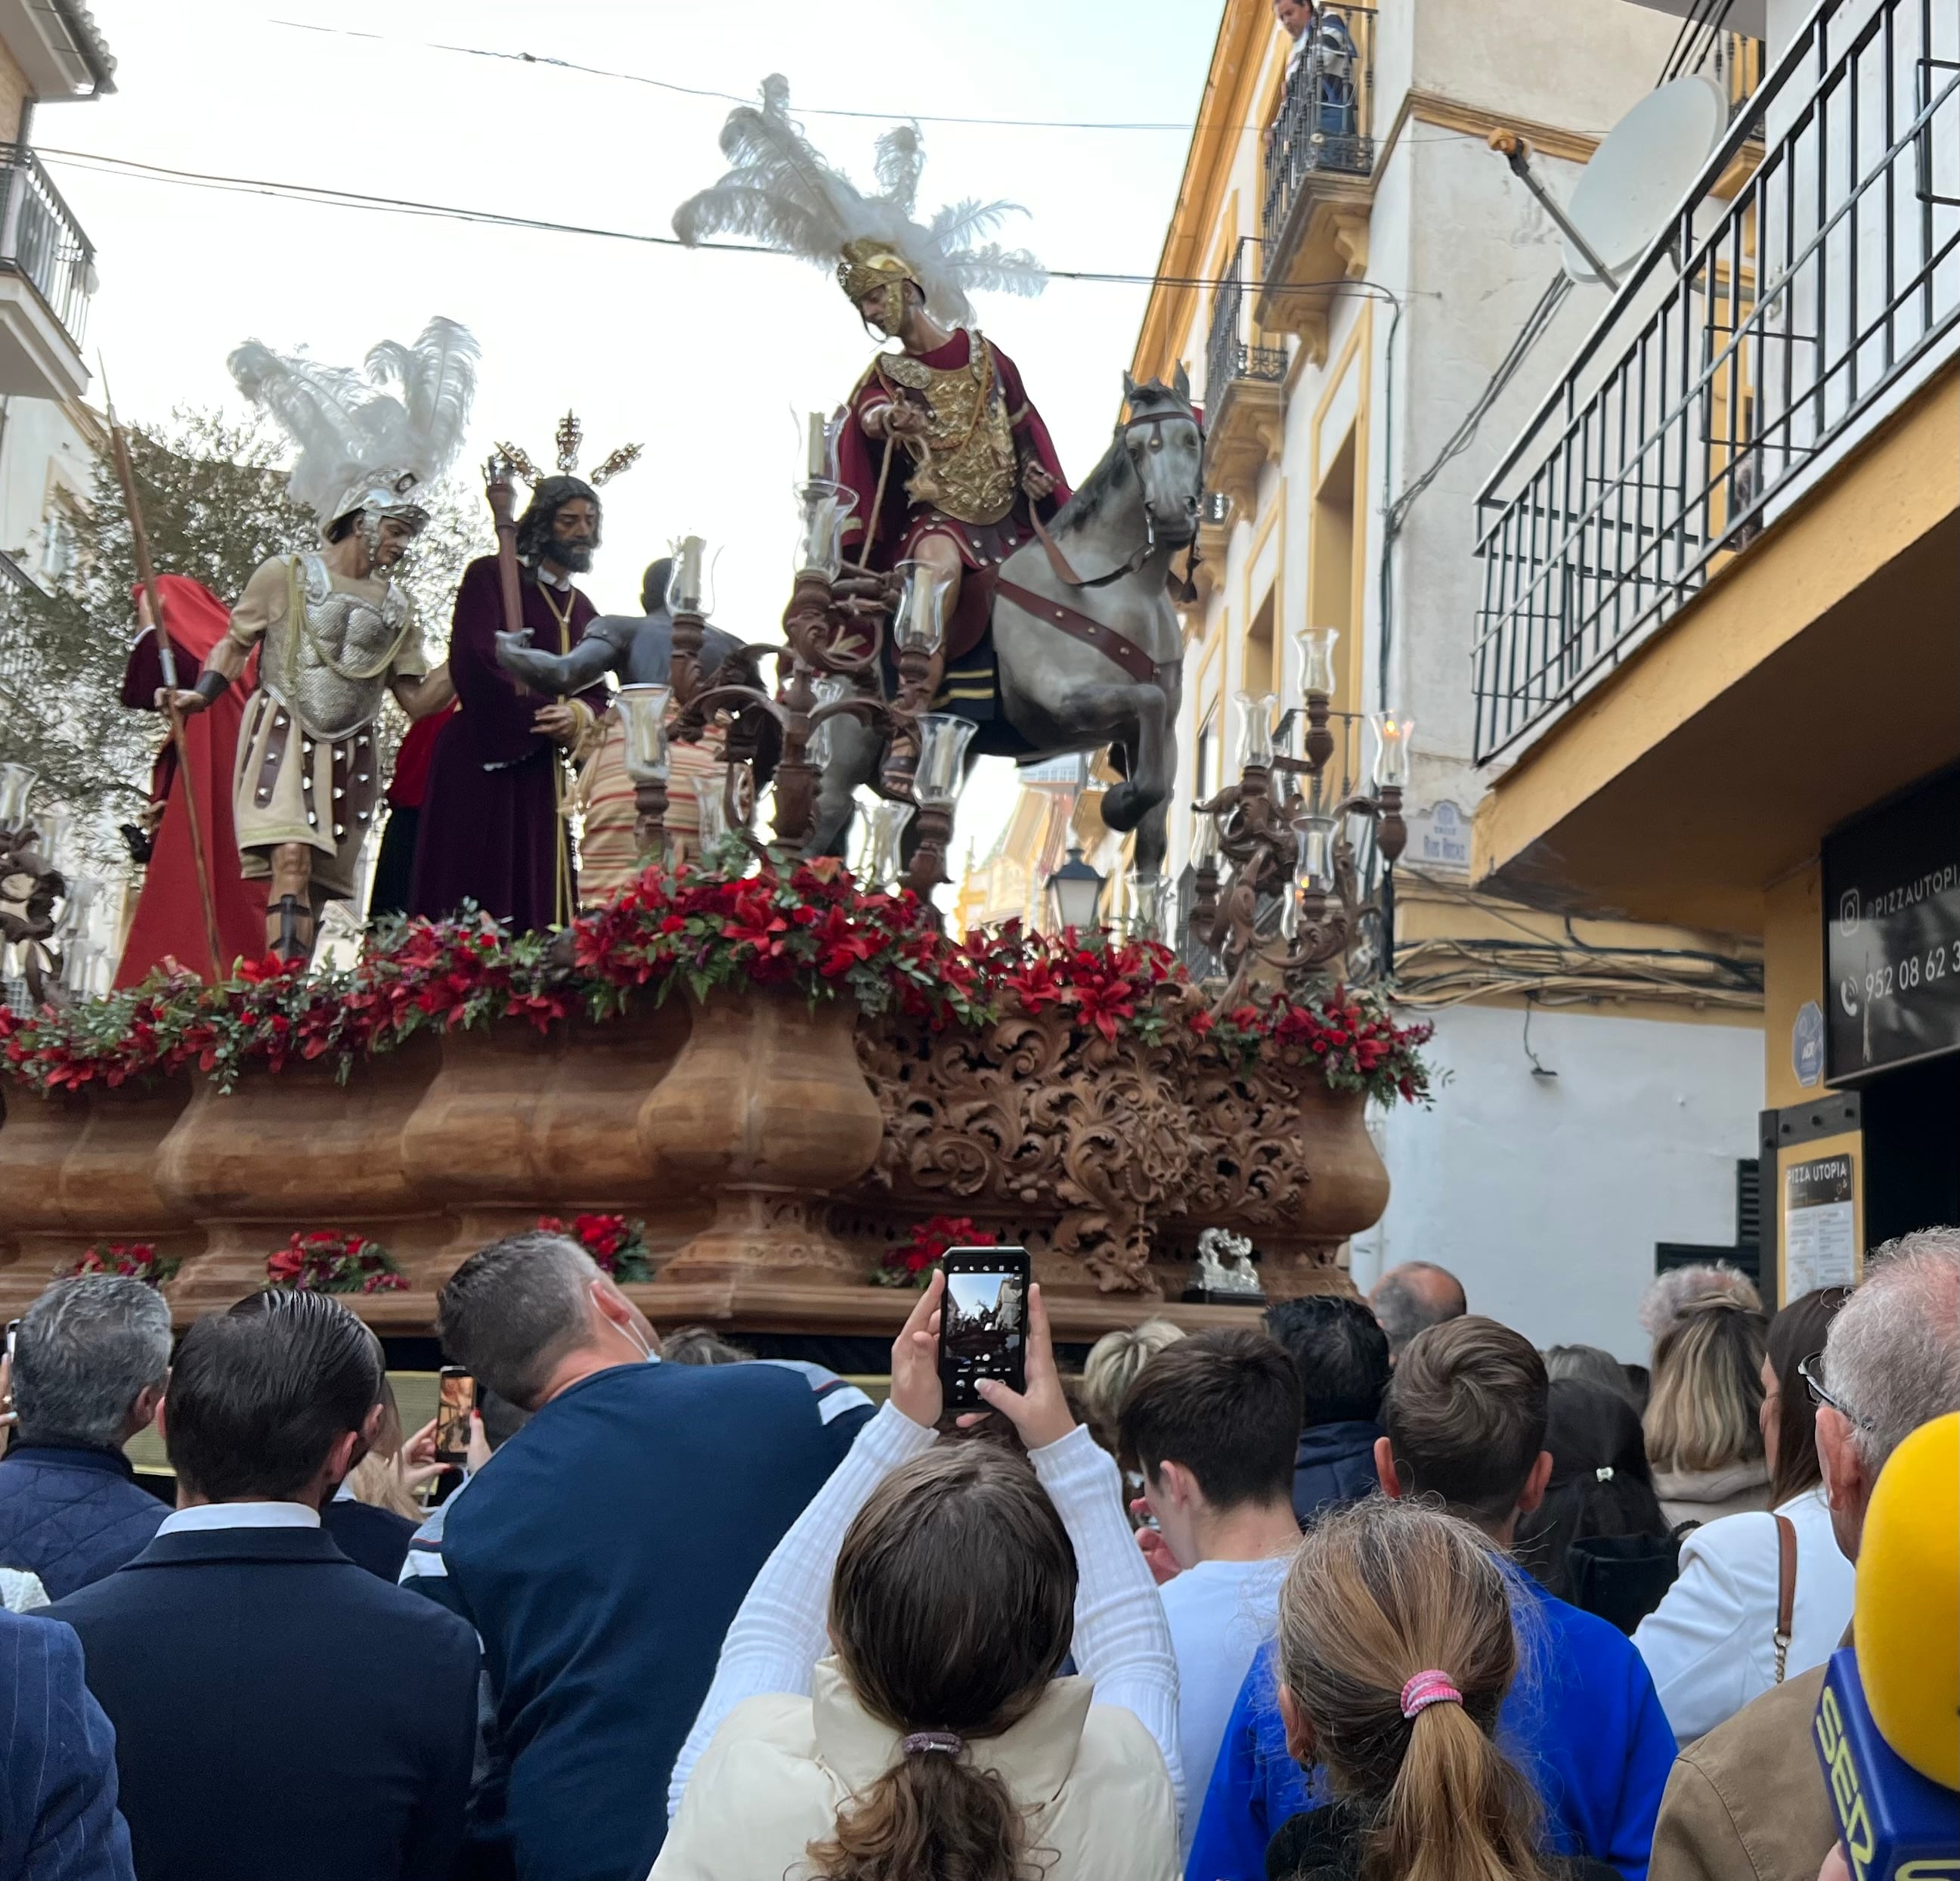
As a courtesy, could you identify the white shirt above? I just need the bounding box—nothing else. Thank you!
[667,1404,1184,1829]
[1157,1556,1287,1855]
[1633,1484,1856,1743]
[156,1501,322,1535]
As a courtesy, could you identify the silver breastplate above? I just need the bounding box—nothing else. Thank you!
[268,555,413,742]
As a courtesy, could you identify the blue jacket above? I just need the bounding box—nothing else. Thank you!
[435,1359,854,1881]
[1185,1562,1677,1881]
[48,1526,480,1881]
[0,1446,165,1601]
[1289,1421,1383,1526]
[0,1607,135,1881]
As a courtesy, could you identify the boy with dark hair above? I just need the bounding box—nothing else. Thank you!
[1187,1315,1676,1881]
[1119,1328,1305,1858]
[1260,1294,1390,1522]
[48,1291,480,1881]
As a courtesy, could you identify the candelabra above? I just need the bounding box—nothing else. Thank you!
[1187,627,1410,998]
[636,457,965,914]
[0,762,88,1006]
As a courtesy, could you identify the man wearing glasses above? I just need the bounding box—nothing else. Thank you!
[1649,1229,1960,1881]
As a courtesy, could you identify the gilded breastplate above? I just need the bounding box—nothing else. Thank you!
[267,555,415,742]
[881,333,1018,527]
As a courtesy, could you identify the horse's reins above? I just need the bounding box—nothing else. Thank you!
[1030,407,1205,596]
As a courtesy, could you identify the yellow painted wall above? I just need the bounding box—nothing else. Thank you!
[0,41,30,144]
[1763,863,1824,1110]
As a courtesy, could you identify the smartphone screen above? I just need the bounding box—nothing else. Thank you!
[3,1321,16,1365]
[434,1368,475,1464]
[937,1247,1030,1408]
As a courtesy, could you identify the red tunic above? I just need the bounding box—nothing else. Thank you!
[834,330,1070,660]
[113,575,268,985]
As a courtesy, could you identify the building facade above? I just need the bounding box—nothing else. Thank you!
[971,0,1794,1353]
[1472,0,1958,1303]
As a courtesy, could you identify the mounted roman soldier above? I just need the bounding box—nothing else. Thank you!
[673,76,1070,704]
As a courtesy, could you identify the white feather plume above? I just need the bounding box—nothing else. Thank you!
[228,316,480,522]
[671,76,1045,327]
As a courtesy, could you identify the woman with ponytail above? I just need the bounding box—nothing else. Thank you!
[1268,1497,1619,1881]
[656,1272,1181,1881]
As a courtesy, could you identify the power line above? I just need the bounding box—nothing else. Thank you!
[38,145,1407,303]
[268,20,1197,133]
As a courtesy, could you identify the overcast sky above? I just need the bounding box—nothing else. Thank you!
[57,0,1222,864]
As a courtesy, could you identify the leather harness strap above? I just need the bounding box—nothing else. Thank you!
[1772,1512,1797,1684]
[995,576,1178,689]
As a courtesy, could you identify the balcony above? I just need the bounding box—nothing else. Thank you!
[0,144,94,401]
[1203,237,1287,512]
[1255,5,1376,361]
[1471,0,1958,767]
[1184,489,1232,612]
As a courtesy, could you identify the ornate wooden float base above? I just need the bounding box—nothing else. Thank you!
[0,987,1390,1340]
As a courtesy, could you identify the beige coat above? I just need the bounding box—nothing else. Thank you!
[653,1659,1180,1881]
[1648,1663,1837,1881]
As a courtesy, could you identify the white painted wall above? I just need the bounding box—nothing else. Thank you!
[0,389,91,577]
[1350,1002,1766,1357]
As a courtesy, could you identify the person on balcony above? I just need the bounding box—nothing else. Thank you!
[1275,0,1359,142]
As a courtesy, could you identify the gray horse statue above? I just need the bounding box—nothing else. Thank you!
[810,371,1203,877]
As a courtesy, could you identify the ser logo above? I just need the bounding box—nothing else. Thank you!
[1838,889,1862,937]
[1814,1688,1877,1881]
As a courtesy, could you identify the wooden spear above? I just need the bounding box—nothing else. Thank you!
[101,365,224,981]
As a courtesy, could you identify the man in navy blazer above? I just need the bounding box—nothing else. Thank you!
[0,1607,135,1881]
[48,1291,479,1881]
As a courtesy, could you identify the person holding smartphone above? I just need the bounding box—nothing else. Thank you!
[659,1269,1184,1881]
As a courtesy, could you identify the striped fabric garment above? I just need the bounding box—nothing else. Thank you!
[577,711,729,905]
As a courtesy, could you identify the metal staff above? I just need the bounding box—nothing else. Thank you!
[102,366,224,981]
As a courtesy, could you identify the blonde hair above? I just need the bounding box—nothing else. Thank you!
[1079,1319,1186,1455]
[342,1374,425,1523]
[1643,1296,1768,1474]
[1276,1498,1548,1881]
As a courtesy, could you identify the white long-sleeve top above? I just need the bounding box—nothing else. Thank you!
[1633,1483,1856,1743]
[666,1402,1184,1826]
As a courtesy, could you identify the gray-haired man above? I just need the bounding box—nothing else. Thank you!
[1649,1229,1960,1881]
[0,1275,171,1598]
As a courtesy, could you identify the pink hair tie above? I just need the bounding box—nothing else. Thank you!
[900,1731,964,1757]
[1400,1671,1463,1719]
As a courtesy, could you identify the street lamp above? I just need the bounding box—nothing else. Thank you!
[1045,844,1107,932]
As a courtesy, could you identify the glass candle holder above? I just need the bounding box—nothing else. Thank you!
[695,767,731,851]
[1370,711,1414,789]
[0,761,36,830]
[1191,810,1221,871]
[1235,692,1277,769]
[859,795,915,887]
[892,560,949,654]
[29,804,71,866]
[1127,871,1169,941]
[807,675,851,770]
[794,480,858,579]
[1294,813,1337,894]
[671,536,708,614]
[913,714,979,810]
[615,684,673,783]
[1295,625,1340,698]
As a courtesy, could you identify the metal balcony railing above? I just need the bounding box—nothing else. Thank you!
[1262,5,1376,250]
[1206,236,1288,403]
[1471,0,1959,764]
[0,144,94,349]
[0,550,42,716]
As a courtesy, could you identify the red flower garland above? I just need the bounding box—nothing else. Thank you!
[875,1215,999,1289]
[265,1231,409,1296]
[60,1241,181,1288]
[537,1213,657,1284]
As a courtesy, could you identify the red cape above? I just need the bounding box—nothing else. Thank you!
[113,575,267,986]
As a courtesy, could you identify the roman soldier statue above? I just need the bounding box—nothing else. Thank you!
[162,318,475,961]
[673,76,1069,700]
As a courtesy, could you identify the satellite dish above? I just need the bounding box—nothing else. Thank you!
[1562,74,1728,285]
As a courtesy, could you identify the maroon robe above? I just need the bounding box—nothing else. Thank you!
[835,330,1070,659]
[408,557,606,933]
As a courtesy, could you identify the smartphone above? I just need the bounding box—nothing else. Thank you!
[434,1367,476,1464]
[937,1246,1031,1408]
[3,1321,16,1365]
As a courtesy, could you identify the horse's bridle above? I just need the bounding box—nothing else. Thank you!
[1032,404,1206,591]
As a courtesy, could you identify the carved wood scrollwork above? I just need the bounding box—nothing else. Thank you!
[850,990,1327,1297]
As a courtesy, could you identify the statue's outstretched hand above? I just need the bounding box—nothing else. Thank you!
[494,628,536,671]
[1021,460,1057,501]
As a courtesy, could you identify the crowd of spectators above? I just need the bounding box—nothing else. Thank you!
[0,1226,1952,1881]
